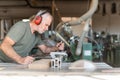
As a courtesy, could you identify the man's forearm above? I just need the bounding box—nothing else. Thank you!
[0,43,22,63]
[44,46,59,54]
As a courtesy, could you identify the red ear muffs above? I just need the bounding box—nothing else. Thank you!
[34,16,42,25]
[34,10,47,25]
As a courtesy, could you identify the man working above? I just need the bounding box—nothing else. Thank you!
[0,10,64,65]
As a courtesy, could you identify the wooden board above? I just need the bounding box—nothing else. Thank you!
[28,59,51,70]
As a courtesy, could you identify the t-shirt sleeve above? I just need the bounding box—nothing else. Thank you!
[6,21,26,43]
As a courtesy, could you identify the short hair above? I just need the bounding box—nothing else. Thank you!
[29,15,35,21]
[35,10,47,17]
[29,10,52,22]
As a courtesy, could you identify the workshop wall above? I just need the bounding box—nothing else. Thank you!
[93,0,120,35]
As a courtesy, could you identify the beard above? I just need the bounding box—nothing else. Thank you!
[37,26,46,34]
[37,27,43,34]
[38,30,43,34]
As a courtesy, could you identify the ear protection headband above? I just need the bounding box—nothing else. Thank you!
[34,11,47,25]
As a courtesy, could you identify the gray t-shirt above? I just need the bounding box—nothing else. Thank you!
[0,21,43,62]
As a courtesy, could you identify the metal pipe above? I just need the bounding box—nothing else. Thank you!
[55,0,98,54]
[75,0,98,55]
[75,19,90,55]
[68,0,98,26]
[52,31,70,47]
[1,19,5,39]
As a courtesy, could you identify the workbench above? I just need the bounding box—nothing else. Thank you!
[0,62,120,80]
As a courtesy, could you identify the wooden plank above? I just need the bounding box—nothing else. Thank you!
[28,59,51,70]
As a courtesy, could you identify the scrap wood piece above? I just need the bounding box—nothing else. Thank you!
[28,59,51,70]
[0,67,5,70]
[69,60,96,71]
[0,67,4,70]
[102,68,120,73]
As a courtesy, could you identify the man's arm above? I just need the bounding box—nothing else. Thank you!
[0,36,34,64]
[38,41,64,54]
[38,45,59,54]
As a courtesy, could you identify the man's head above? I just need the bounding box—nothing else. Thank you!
[30,10,52,34]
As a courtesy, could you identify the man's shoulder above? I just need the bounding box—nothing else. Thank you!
[15,21,28,25]
[13,21,29,28]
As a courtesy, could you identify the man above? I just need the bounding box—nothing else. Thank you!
[0,10,64,65]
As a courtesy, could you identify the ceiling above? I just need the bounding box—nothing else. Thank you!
[0,0,90,18]
[0,0,119,18]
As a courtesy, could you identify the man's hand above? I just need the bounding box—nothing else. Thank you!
[56,41,64,51]
[38,41,64,54]
[18,56,35,65]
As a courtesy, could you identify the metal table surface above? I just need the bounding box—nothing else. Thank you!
[0,62,120,80]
